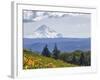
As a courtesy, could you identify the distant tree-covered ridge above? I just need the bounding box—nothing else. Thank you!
[59,50,91,66]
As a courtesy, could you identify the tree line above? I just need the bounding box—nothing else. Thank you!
[41,44,90,66]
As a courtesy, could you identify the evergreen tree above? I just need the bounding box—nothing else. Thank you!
[72,54,77,64]
[79,52,85,65]
[42,44,51,57]
[52,43,60,59]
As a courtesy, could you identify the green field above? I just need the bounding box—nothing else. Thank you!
[23,50,77,69]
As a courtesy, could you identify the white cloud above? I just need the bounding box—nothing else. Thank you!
[36,12,45,16]
[47,12,66,17]
[32,16,48,21]
[23,10,89,22]
[23,11,34,20]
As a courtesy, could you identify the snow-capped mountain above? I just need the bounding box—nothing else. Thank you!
[25,25,63,38]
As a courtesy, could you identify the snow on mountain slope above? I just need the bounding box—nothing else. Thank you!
[25,25,63,38]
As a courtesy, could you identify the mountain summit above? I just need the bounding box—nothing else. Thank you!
[25,25,63,38]
[36,25,56,34]
[33,25,63,38]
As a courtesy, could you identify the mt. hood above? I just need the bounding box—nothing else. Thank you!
[25,25,63,38]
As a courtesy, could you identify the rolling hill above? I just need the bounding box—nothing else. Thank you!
[23,49,77,69]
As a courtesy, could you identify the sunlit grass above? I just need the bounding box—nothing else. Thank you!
[23,50,77,69]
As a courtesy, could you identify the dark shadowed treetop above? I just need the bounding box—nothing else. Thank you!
[42,44,51,57]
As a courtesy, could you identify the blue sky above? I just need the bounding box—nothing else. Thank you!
[23,10,91,38]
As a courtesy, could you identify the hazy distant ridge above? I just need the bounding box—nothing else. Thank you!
[23,38,90,53]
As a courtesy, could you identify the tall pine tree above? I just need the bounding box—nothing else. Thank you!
[42,44,51,57]
[52,43,60,59]
[72,54,77,64]
[79,52,85,65]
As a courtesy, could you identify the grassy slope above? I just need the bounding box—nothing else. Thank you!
[23,50,77,69]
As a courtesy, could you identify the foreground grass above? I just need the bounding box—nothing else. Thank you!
[23,50,77,69]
